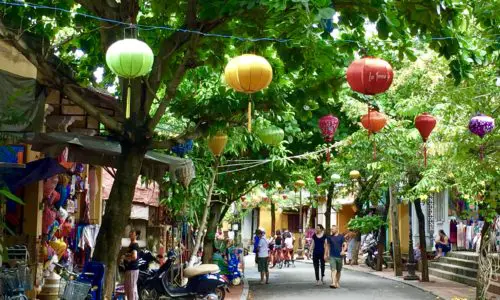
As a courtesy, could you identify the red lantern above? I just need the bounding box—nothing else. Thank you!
[315,176,322,185]
[263,182,270,189]
[318,114,339,163]
[415,113,437,167]
[346,57,394,95]
[361,109,387,160]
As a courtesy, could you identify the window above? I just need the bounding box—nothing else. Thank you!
[435,191,446,223]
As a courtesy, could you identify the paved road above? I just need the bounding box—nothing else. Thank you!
[245,260,437,300]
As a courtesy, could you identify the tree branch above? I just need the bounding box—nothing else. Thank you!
[63,84,123,134]
[149,120,209,149]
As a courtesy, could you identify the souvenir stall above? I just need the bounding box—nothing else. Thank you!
[448,190,485,252]
[0,145,102,297]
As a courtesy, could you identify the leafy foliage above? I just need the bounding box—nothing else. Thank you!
[348,215,386,234]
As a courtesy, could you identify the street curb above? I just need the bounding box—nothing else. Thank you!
[240,275,249,300]
[296,261,444,299]
[342,265,443,299]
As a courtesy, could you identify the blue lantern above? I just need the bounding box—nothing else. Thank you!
[171,139,194,157]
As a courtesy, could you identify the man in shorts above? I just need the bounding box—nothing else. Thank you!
[324,225,347,288]
[257,230,270,284]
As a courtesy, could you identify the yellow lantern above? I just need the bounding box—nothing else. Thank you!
[224,54,273,132]
[349,170,361,180]
[207,133,228,157]
[294,180,306,188]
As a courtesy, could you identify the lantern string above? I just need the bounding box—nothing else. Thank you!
[1,1,499,44]
[248,95,252,132]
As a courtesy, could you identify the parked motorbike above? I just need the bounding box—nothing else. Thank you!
[139,251,228,300]
[361,237,388,270]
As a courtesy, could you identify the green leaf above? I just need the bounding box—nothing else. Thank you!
[0,188,24,205]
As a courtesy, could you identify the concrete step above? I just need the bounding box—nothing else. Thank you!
[434,256,479,269]
[429,268,477,287]
[446,251,479,261]
[429,262,477,278]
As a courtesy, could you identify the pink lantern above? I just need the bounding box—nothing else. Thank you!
[318,114,339,163]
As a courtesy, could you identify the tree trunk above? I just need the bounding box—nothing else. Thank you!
[376,191,391,271]
[202,202,224,264]
[389,186,403,276]
[414,198,429,282]
[93,144,146,299]
[308,207,316,229]
[271,200,276,234]
[189,159,219,266]
[325,183,334,235]
[476,220,491,300]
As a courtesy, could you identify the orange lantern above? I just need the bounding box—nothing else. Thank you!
[361,109,387,134]
[207,133,228,157]
[361,109,387,160]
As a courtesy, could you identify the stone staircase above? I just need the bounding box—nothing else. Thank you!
[429,251,500,296]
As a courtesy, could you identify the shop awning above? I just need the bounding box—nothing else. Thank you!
[12,132,194,183]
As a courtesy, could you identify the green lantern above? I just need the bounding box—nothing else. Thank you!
[105,38,154,118]
[256,126,284,146]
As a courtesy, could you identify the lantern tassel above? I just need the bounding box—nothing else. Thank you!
[326,148,331,164]
[247,99,252,132]
[373,140,377,160]
[126,82,131,119]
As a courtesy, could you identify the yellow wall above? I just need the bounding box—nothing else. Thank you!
[336,204,356,233]
[258,206,287,235]
[388,203,409,254]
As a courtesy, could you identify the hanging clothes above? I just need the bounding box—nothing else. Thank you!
[449,220,457,244]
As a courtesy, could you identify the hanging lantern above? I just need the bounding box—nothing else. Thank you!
[282,194,288,200]
[105,39,154,119]
[346,57,394,95]
[263,182,270,189]
[349,170,361,180]
[256,126,284,146]
[331,173,341,182]
[294,180,306,188]
[175,165,195,188]
[469,114,495,160]
[241,195,247,201]
[361,109,387,133]
[361,109,387,160]
[318,115,340,163]
[224,54,273,132]
[171,139,194,157]
[415,113,437,167]
[315,176,322,185]
[207,133,228,157]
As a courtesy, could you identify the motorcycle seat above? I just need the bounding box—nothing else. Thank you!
[183,264,220,278]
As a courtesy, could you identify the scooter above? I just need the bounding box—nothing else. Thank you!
[361,238,388,270]
[139,251,228,300]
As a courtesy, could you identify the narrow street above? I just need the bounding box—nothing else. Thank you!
[245,261,437,300]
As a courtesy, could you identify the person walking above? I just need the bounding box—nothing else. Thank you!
[284,230,295,266]
[257,230,270,284]
[310,224,327,285]
[124,229,140,300]
[324,225,347,289]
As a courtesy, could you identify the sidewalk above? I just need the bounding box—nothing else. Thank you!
[297,259,476,300]
[225,255,253,300]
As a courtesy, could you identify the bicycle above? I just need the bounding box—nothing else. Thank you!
[0,265,32,300]
[273,247,284,269]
